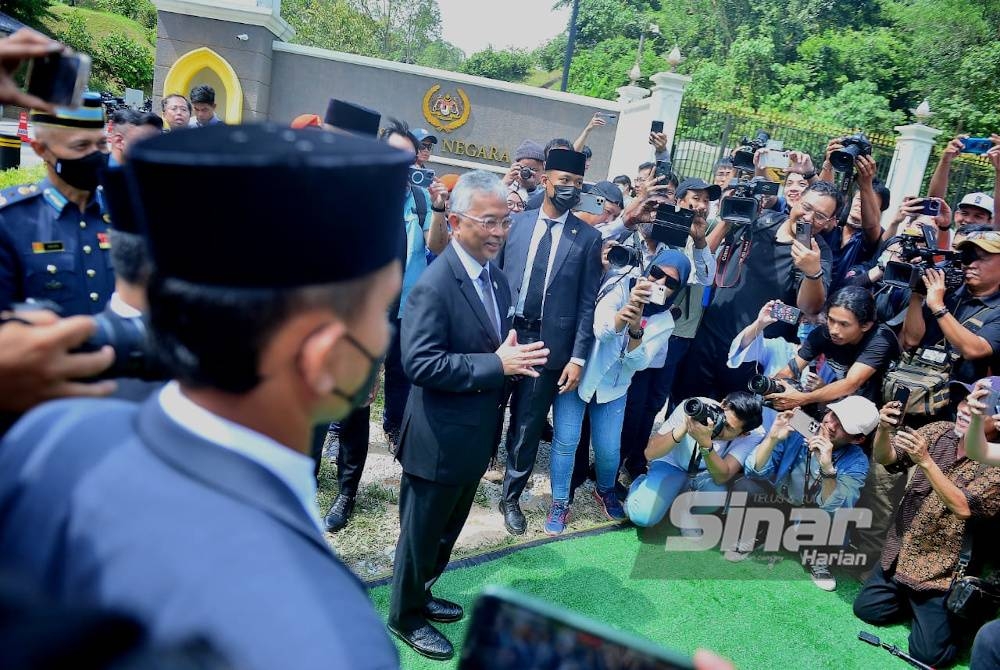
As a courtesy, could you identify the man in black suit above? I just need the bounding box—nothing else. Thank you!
[388,171,549,660]
[497,148,603,534]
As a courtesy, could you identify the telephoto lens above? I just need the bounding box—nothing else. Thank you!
[682,398,711,422]
[748,374,785,396]
[607,244,643,268]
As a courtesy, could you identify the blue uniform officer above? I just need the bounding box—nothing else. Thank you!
[0,92,111,314]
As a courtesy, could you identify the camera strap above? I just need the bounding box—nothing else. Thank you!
[715,235,752,289]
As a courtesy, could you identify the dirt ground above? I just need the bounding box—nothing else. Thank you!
[317,419,620,581]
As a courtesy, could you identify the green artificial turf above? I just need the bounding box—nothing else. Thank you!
[369,527,973,669]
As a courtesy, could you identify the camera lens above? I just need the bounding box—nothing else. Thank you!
[748,374,784,395]
[519,167,533,181]
[683,398,708,422]
[829,145,861,172]
[607,244,640,268]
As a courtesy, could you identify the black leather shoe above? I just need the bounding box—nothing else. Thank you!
[323,493,355,533]
[500,500,526,535]
[387,623,454,660]
[423,596,463,623]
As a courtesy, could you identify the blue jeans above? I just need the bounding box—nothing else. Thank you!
[625,462,728,528]
[550,392,626,503]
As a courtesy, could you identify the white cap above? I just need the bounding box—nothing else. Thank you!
[827,396,880,436]
[958,192,994,217]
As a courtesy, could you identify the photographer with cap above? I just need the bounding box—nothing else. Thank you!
[928,134,998,230]
[574,180,624,230]
[412,128,436,169]
[675,181,838,401]
[503,140,545,204]
[497,148,603,535]
[730,396,877,591]
[901,226,1000,388]
[854,382,1000,667]
[626,391,763,530]
[0,124,406,670]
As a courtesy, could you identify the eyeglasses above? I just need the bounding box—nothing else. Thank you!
[648,265,681,290]
[419,143,433,151]
[455,211,513,231]
[799,202,836,225]
[507,200,526,212]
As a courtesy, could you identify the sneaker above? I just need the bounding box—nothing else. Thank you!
[808,563,837,591]
[544,502,571,536]
[723,539,756,562]
[592,488,627,521]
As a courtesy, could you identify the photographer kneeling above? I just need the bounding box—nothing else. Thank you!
[625,392,764,530]
[901,226,1000,390]
[853,385,1000,668]
[729,396,878,591]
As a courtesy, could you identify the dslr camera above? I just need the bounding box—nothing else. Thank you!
[882,225,964,295]
[829,133,873,175]
[683,398,727,438]
[748,374,805,409]
[719,176,779,226]
[607,206,696,268]
[74,311,167,381]
[732,131,771,172]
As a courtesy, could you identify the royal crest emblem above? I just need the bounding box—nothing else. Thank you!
[422,85,471,133]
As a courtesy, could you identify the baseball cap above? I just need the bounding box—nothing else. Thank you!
[949,375,1000,401]
[827,396,880,436]
[589,180,624,208]
[955,229,1000,255]
[676,177,722,202]
[958,192,994,217]
[412,128,438,145]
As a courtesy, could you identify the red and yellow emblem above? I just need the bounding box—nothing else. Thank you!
[422,85,471,133]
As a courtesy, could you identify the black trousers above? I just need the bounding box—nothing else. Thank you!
[972,619,1000,670]
[389,472,478,632]
[382,318,409,442]
[620,363,674,481]
[853,562,960,668]
[502,366,561,502]
[335,405,371,498]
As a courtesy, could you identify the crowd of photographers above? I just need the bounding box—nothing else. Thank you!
[3,26,1000,669]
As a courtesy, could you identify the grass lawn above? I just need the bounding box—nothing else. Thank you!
[369,527,973,669]
[43,4,153,46]
[0,165,46,190]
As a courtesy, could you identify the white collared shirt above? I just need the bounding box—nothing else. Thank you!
[452,240,502,333]
[515,208,569,316]
[158,381,322,531]
[108,292,142,319]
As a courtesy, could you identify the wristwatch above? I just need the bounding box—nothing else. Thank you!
[431,204,447,213]
[628,327,644,340]
[802,171,816,181]
[820,468,838,479]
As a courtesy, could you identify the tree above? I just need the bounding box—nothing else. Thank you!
[461,47,533,82]
[282,0,381,55]
[2,0,53,31]
[95,33,154,93]
[415,40,464,71]
[351,0,443,63]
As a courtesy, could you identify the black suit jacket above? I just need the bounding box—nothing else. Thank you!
[397,243,511,485]
[498,208,602,369]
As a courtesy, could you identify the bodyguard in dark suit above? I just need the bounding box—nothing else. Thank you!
[389,171,548,660]
[0,125,409,670]
[497,148,603,534]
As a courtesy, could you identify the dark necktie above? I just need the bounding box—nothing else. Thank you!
[479,267,500,338]
[522,218,556,321]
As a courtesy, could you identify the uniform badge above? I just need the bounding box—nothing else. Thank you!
[31,241,64,253]
[97,232,111,249]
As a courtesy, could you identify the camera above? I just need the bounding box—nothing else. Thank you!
[408,167,435,187]
[829,133,873,174]
[882,225,964,295]
[517,165,534,181]
[732,131,771,172]
[682,398,726,437]
[73,312,167,381]
[719,176,779,225]
[607,243,643,268]
[748,374,786,396]
[654,159,673,181]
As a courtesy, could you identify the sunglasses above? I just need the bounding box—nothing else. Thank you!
[648,265,681,290]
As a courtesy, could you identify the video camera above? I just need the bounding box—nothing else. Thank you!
[882,225,964,295]
[719,176,779,226]
[607,206,695,268]
[733,130,771,172]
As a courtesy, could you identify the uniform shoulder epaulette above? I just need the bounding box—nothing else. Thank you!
[0,183,43,211]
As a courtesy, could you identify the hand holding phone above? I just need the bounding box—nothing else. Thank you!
[770,301,802,325]
[26,51,91,109]
[651,120,664,134]
[1,29,65,111]
[795,221,812,247]
[961,137,993,155]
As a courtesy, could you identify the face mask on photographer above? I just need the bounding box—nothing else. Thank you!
[549,184,581,213]
[49,149,109,192]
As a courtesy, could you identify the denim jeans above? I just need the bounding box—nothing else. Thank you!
[625,462,728,528]
[550,392,626,503]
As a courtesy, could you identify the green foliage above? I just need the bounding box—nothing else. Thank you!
[94,33,154,93]
[2,0,53,31]
[282,0,381,55]
[533,34,568,72]
[88,0,157,29]
[55,12,94,55]
[461,47,533,83]
[0,165,47,191]
[415,40,465,72]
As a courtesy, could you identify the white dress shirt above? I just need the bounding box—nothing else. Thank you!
[108,292,143,319]
[452,240,502,333]
[158,381,322,531]
[515,208,569,316]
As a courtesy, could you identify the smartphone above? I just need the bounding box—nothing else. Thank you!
[961,137,993,155]
[408,166,435,187]
[808,359,819,374]
[921,199,941,217]
[26,52,91,108]
[788,408,821,438]
[795,221,812,247]
[770,301,802,325]
[892,386,912,425]
[649,284,668,305]
[574,191,605,215]
[760,149,791,170]
[654,159,673,180]
[650,120,665,134]
[459,587,695,669]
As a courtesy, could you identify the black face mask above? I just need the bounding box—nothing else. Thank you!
[549,185,581,213]
[331,332,383,416]
[52,150,109,192]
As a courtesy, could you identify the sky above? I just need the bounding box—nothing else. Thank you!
[437,0,570,56]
